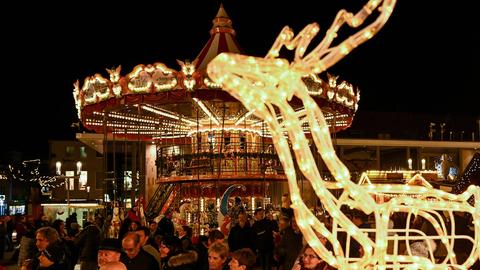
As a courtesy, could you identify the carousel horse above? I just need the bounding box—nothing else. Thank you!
[178,200,193,226]
[109,206,121,238]
[207,0,480,269]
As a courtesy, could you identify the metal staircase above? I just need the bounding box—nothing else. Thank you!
[145,183,178,220]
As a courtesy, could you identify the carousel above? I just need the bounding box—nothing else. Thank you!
[73,5,359,233]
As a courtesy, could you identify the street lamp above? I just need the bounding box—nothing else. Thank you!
[86,186,90,201]
[55,161,82,215]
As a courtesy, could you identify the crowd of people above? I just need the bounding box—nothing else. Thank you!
[0,192,478,270]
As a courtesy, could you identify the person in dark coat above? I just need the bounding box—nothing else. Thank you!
[177,225,193,251]
[118,218,133,240]
[134,226,161,269]
[228,197,245,228]
[164,249,198,270]
[275,216,302,270]
[157,210,174,237]
[193,235,209,270]
[227,212,254,252]
[28,227,71,270]
[120,232,159,270]
[251,208,276,270]
[0,218,7,260]
[159,235,182,269]
[74,220,103,270]
[280,194,294,220]
[65,213,78,237]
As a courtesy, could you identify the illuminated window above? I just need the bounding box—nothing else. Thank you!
[80,146,87,158]
[79,171,88,190]
[65,171,75,190]
[124,171,132,190]
[125,198,132,209]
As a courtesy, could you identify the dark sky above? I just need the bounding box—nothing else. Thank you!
[1,1,478,159]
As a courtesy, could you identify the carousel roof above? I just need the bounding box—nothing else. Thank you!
[73,5,359,142]
[195,4,243,71]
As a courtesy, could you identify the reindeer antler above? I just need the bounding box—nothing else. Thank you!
[266,0,396,75]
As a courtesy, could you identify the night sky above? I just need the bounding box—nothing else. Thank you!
[1,1,478,159]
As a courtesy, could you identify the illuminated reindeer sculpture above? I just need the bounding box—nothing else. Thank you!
[207,0,480,269]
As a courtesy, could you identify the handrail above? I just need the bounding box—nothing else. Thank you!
[145,183,176,219]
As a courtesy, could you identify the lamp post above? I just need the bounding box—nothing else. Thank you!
[55,161,82,215]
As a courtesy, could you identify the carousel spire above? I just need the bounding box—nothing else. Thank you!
[194,4,243,70]
[211,3,234,35]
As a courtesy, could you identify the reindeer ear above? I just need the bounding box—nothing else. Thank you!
[191,58,198,67]
[176,59,185,67]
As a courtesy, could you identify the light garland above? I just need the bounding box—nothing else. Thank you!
[207,0,480,269]
[138,104,199,126]
[187,126,263,137]
[127,63,177,93]
[192,98,220,125]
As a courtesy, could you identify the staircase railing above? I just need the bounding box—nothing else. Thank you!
[145,183,177,220]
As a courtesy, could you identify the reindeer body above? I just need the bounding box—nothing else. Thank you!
[207,0,480,268]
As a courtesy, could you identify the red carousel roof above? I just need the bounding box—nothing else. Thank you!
[195,4,243,71]
[73,5,359,141]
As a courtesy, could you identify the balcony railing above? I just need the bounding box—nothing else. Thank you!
[156,142,284,178]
